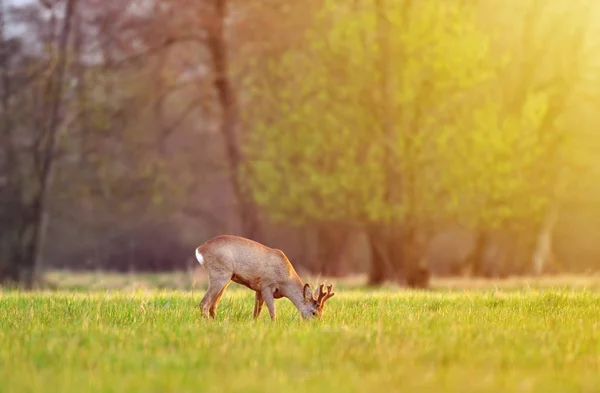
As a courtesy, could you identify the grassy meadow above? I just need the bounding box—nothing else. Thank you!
[1,274,600,393]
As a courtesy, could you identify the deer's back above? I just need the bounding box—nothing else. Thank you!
[198,235,295,284]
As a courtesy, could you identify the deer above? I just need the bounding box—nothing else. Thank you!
[194,235,335,321]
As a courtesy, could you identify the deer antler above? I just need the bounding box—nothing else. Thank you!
[314,283,335,308]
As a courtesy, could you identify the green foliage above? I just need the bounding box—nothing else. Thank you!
[438,91,554,229]
[54,61,189,221]
[242,0,496,227]
[240,0,593,237]
[1,290,600,392]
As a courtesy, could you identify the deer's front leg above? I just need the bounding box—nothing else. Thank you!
[253,291,264,319]
[260,288,276,321]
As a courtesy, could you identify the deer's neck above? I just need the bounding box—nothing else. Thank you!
[282,277,305,313]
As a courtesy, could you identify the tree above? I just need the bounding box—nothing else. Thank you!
[0,0,78,287]
[206,0,262,241]
[441,0,597,275]
[240,0,495,287]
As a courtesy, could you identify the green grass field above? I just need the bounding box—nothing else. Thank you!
[1,283,600,393]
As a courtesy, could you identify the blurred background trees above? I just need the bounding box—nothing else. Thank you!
[1,0,599,288]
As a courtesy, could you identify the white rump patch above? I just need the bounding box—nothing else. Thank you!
[195,249,204,265]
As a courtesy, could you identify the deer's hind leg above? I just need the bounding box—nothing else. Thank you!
[200,274,231,319]
[209,281,231,318]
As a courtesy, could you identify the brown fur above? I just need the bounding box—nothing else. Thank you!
[195,235,334,321]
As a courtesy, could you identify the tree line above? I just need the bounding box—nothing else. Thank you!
[1,0,600,288]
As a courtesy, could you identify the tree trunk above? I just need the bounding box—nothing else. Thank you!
[464,229,488,277]
[367,227,392,285]
[366,225,401,285]
[0,0,20,284]
[28,0,78,288]
[398,223,430,289]
[207,0,262,241]
[316,225,349,277]
[366,224,429,288]
[532,206,558,275]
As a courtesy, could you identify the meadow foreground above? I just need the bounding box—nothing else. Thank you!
[1,288,599,393]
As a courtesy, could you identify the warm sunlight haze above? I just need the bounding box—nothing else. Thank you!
[1,0,600,392]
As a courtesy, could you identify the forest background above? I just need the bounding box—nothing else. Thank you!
[1,0,600,289]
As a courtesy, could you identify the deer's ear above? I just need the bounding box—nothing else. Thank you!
[303,283,313,300]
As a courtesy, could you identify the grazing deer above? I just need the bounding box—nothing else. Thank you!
[194,235,334,321]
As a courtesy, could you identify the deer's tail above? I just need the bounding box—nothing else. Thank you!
[195,247,205,265]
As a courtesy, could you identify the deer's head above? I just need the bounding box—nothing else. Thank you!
[300,283,335,319]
